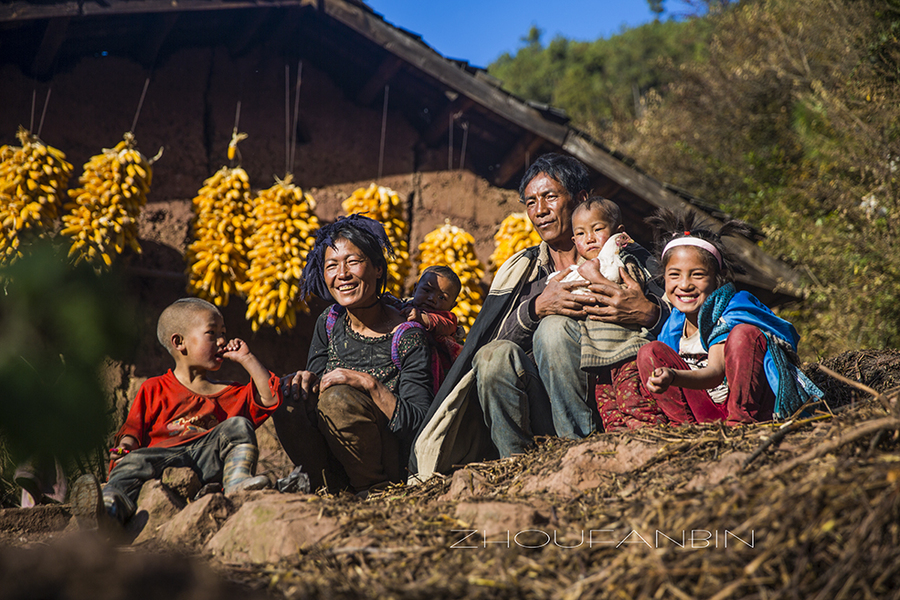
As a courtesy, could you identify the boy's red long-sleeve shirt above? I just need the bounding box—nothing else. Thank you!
[116,370,281,449]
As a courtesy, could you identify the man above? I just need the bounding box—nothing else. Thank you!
[410,153,662,477]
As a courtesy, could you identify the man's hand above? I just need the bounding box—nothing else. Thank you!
[281,370,319,403]
[583,268,659,327]
[533,270,590,319]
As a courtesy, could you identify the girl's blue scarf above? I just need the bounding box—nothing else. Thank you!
[659,283,823,419]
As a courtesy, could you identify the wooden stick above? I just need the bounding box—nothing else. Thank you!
[766,415,900,478]
[817,364,892,413]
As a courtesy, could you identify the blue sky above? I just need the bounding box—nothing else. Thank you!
[364,0,696,68]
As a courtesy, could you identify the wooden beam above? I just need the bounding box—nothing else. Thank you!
[137,12,178,67]
[421,96,474,147]
[320,0,570,146]
[31,17,69,78]
[356,56,404,105]
[0,0,315,21]
[81,0,313,17]
[492,132,545,187]
[562,132,804,294]
[0,2,78,22]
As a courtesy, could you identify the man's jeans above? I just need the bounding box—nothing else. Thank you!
[473,316,592,457]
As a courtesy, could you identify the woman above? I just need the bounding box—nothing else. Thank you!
[275,214,434,495]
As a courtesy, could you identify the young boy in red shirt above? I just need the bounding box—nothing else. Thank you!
[71,297,281,527]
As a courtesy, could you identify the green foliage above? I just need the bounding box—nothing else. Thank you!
[0,242,136,470]
[488,19,712,135]
[493,0,900,359]
[619,0,900,358]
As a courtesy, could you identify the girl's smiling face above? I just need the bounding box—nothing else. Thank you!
[664,246,718,320]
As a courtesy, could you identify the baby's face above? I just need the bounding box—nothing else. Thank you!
[412,272,458,312]
[572,205,619,260]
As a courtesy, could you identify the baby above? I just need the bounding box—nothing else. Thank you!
[554,196,665,432]
[401,265,464,389]
[560,196,636,291]
[404,265,463,340]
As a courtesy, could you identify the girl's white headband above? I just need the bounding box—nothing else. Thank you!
[662,236,723,268]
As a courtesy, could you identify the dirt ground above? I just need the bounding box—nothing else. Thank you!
[2,351,899,600]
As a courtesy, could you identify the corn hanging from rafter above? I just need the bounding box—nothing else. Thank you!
[342,183,410,297]
[0,127,73,266]
[489,212,542,274]
[61,131,154,269]
[185,132,251,306]
[239,175,319,332]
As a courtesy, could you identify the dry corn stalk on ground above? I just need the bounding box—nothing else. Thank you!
[60,132,153,269]
[416,220,486,332]
[239,175,319,332]
[342,183,410,297]
[185,161,251,307]
[0,127,73,265]
[489,212,542,274]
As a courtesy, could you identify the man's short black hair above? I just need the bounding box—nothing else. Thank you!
[518,153,592,201]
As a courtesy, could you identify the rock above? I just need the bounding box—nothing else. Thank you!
[519,438,658,498]
[129,480,186,545]
[161,467,202,500]
[205,494,340,564]
[157,493,232,549]
[454,501,539,539]
[685,452,751,491]
[439,468,490,501]
[0,505,71,535]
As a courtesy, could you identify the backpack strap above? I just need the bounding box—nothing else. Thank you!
[391,321,426,371]
[325,304,344,340]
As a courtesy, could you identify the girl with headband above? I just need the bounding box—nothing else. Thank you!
[636,209,822,425]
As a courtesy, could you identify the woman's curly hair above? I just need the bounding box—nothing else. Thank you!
[645,208,751,288]
[301,213,394,302]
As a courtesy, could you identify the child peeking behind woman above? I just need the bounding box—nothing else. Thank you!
[636,209,822,426]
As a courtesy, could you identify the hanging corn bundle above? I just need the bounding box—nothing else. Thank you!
[60,131,154,269]
[342,183,410,297]
[0,127,73,265]
[239,175,319,332]
[416,220,486,333]
[489,212,542,274]
[184,132,251,307]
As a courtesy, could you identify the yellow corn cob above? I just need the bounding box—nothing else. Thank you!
[342,183,410,297]
[60,131,153,269]
[238,174,319,333]
[489,212,542,274]
[416,220,486,334]
[0,127,73,265]
[185,132,251,307]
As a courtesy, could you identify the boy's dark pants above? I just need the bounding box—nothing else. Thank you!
[104,417,257,521]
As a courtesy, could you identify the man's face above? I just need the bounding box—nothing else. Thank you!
[522,173,577,249]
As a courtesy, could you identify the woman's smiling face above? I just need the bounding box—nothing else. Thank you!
[323,237,383,309]
[664,246,718,318]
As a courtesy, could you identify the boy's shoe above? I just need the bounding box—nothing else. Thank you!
[226,474,271,495]
[70,474,105,530]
